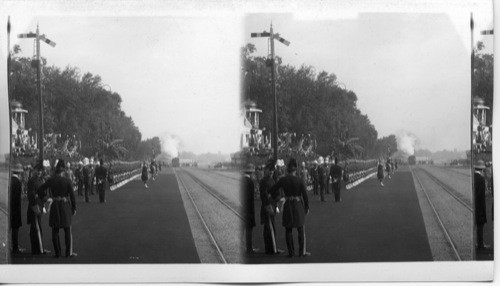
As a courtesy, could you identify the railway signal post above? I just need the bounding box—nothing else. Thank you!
[17,24,56,164]
[251,24,290,162]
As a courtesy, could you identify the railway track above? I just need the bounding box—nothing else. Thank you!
[418,167,473,212]
[200,168,241,183]
[411,166,473,261]
[174,168,244,263]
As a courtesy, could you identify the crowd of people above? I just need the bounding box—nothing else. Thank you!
[244,155,399,258]
[9,156,147,258]
[141,159,161,189]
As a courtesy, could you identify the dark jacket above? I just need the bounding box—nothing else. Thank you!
[259,175,276,225]
[474,171,487,225]
[95,165,107,184]
[10,175,23,229]
[27,175,44,225]
[242,175,256,228]
[270,174,309,228]
[318,165,326,186]
[38,175,76,228]
[330,164,343,186]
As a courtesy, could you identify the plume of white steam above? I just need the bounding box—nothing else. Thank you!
[396,131,419,156]
[160,133,181,158]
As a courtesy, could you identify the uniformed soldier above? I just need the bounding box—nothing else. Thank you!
[74,161,84,196]
[26,162,49,254]
[37,159,77,258]
[310,161,319,196]
[95,159,108,203]
[269,158,310,258]
[243,163,258,254]
[82,158,91,202]
[329,157,343,202]
[317,157,326,202]
[259,159,282,255]
[324,157,331,194]
[89,158,96,195]
[474,160,489,250]
[10,163,24,254]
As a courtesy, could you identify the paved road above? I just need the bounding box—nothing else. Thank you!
[246,166,433,263]
[11,168,199,264]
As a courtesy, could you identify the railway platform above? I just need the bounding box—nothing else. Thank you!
[246,165,434,263]
[11,168,200,264]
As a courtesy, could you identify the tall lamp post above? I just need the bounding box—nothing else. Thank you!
[17,24,56,164]
[251,24,290,162]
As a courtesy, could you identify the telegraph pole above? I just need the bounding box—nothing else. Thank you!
[18,24,56,164]
[251,23,290,162]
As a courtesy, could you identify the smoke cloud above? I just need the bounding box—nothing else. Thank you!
[160,133,182,158]
[396,131,419,156]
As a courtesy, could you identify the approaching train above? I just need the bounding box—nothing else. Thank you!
[408,155,416,165]
[171,157,180,168]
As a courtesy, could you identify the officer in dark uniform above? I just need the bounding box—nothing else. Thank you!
[324,157,331,194]
[10,163,24,254]
[242,163,258,254]
[474,160,489,250]
[83,158,91,202]
[259,159,281,255]
[330,157,343,202]
[317,157,326,202]
[269,158,310,258]
[27,162,48,254]
[310,161,319,196]
[75,161,84,196]
[95,159,108,203]
[37,159,77,258]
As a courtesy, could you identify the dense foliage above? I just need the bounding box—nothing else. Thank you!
[473,41,494,126]
[9,45,159,161]
[242,44,395,159]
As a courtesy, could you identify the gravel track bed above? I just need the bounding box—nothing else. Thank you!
[183,168,242,212]
[414,168,473,260]
[178,169,243,263]
[418,165,472,203]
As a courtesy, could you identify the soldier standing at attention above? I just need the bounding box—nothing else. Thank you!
[269,158,310,258]
[27,162,49,255]
[310,161,319,196]
[324,157,331,194]
[37,159,77,258]
[243,163,258,254]
[95,159,108,203]
[259,159,281,255]
[330,157,343,202]
[474,160,490,250]
[317,157,326,202]
[75,161,84,196]
[82,158,91,202]
[10,163,24,254]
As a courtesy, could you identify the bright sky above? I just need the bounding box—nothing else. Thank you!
[0,0,495,158]
[245,9,493,152]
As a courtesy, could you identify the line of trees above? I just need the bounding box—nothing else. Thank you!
[242,43,397,160]
[8,45,160,161]
[473,41,494,126]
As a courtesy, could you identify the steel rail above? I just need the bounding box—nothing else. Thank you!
[411,166,462,261]
[174,168,228,264]
[182,168,245,221]
[418,167,473,212]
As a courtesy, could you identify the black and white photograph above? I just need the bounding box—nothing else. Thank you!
[241,8,494,264]
[0,0,496,283]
